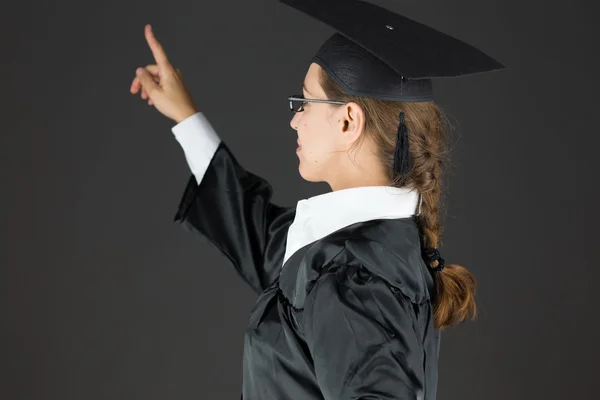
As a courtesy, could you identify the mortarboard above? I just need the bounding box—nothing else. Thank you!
[279,0,506,179]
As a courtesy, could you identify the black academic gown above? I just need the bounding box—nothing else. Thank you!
[174,141,441,400]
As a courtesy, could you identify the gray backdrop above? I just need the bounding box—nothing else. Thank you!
[2,0,598,398]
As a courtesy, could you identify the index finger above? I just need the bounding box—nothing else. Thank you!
[144,24,172,71]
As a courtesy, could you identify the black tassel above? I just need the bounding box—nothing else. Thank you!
[392,111,411,179]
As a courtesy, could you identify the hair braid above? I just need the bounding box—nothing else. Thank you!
[320,68,477,330]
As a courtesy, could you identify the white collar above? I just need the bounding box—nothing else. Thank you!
[282,185,422,268]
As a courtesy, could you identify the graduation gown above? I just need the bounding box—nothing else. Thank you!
[173,131,440,400]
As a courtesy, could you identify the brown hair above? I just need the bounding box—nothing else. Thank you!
[319,68,477,330]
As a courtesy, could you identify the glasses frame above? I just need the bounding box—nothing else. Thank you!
[287,94,348,113]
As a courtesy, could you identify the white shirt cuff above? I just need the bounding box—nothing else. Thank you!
[171,112,222,184]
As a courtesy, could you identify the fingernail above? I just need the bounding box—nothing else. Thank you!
[136,68,142,75]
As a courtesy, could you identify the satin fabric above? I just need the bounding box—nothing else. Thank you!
[282,184,420,268]
[174,141,440,399]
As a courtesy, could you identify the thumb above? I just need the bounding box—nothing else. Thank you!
[136,68,161,97]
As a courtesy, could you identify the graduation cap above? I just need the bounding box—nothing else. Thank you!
[279,0,506,179]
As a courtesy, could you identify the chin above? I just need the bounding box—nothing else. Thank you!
[298,163,322,182]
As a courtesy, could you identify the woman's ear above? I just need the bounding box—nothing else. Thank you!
[342,102,365,138]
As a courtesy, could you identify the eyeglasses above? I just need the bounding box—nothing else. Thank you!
[287,94,347,113]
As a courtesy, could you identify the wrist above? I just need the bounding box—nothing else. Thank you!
[174,108,199,124]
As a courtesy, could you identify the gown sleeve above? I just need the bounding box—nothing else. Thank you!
[302,264,426,400]
[171,112,296,294]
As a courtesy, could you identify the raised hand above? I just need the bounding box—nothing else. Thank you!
[130,24,199,124]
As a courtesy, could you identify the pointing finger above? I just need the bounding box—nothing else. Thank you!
[144,24,173,73]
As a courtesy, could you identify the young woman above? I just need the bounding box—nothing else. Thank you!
[130,1,504,398]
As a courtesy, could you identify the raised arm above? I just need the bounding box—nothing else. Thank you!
[172,112,296,294]
[130,24,295,294]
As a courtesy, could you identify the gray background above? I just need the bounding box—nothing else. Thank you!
[2,0,598,398]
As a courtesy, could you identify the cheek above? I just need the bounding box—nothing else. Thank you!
[299,117,335,157]
[300,137,337,168]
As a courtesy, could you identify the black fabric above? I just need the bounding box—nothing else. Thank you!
[281,0,505,102]
[174,141,440,399]
[174,141,296,294]
[312,32,434,102]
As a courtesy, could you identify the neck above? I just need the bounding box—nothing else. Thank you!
[328,172,391,191]
[327,137,392,191]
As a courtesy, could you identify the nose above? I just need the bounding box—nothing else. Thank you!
[290,111,300,130]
